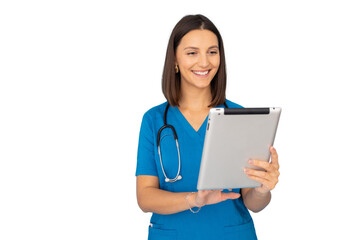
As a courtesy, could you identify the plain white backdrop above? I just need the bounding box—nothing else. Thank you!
[1,0,359,239]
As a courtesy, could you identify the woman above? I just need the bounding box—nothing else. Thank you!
[136,14,280,239]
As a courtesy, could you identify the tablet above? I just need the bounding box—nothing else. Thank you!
[197,107,281,190]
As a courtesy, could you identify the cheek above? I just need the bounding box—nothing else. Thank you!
[179,59,195,71]
[212,57,220,69]
[211,61,220,74]
[208,55,220,72]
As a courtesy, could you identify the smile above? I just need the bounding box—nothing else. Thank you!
[192,70,210,77]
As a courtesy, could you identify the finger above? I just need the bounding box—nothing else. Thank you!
[246,174,275,191]
[221,192,241,201]
[246,174,268,186]
[245,166,280,181]
[228,189,232,191]
[244,168,272,181]
[270,146,279,168]
[247,171,279,190]
[248,159,272,171]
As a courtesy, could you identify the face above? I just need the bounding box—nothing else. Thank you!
[175,29,220,91]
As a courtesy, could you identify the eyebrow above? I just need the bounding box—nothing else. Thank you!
[183,45,219,50]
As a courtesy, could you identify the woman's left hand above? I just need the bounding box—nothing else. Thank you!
[244,146,280,194]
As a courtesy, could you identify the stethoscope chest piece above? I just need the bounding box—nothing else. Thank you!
[165,174,182,183]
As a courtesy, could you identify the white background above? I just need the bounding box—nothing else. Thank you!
[1,0,359,239]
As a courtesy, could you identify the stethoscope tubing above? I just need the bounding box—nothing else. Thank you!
[157,103,182,183]
[157,102,228,183]
[157,139,182,183]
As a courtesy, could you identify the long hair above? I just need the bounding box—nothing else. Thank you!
[162,14,227,107]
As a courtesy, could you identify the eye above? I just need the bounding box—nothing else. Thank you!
[209,50,218,55]
[186,52,197,55]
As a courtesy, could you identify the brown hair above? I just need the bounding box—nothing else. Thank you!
[162,14,227,107]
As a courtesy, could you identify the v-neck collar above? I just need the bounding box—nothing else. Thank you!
[170,102,227,139]
[173,106,208,138]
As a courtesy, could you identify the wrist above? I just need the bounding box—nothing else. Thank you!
[187,192,201,208]
[185,192,203,214]
[253,188,271,198]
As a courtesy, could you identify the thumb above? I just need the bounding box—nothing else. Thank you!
[221,192,241,201]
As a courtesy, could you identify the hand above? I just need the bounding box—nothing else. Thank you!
[244,146,280,194]
[192,189,240,207]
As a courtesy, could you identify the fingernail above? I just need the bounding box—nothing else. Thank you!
[248,159,254,164]
[244,168,249,173]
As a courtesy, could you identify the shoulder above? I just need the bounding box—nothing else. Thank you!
[141,102,168,125]
[139,102,167,134]
[143,102,167,117]
[225,99,244,108]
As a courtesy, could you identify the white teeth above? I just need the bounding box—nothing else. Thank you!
[193,71,209,75]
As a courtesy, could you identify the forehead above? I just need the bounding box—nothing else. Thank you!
[178,29,218,48]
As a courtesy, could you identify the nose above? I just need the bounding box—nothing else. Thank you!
[198,53,210,68]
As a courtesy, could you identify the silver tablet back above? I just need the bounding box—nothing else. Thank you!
[197,107,281,190]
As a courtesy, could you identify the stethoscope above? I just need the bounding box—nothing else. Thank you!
[157,102,228,183]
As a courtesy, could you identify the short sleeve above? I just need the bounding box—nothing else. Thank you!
[135,112,158,176]
[225,99,244,108]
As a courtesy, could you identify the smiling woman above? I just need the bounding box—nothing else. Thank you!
[175,30,220,91]
[162,15,227,108]
[135,14,278,240]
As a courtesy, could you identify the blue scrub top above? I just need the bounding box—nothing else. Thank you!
[136,99,257,240]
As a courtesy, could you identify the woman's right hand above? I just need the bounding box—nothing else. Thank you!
[192,190,241,208]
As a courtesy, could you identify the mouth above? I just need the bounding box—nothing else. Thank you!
[191,69,211,78]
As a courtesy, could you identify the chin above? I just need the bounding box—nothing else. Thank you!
[193,82,212,90]
[181,74,214,90]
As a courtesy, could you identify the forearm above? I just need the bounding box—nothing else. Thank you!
[138,187,196,215]
[243,188,271,213]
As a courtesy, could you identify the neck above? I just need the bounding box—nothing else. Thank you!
[179,83,212,111]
